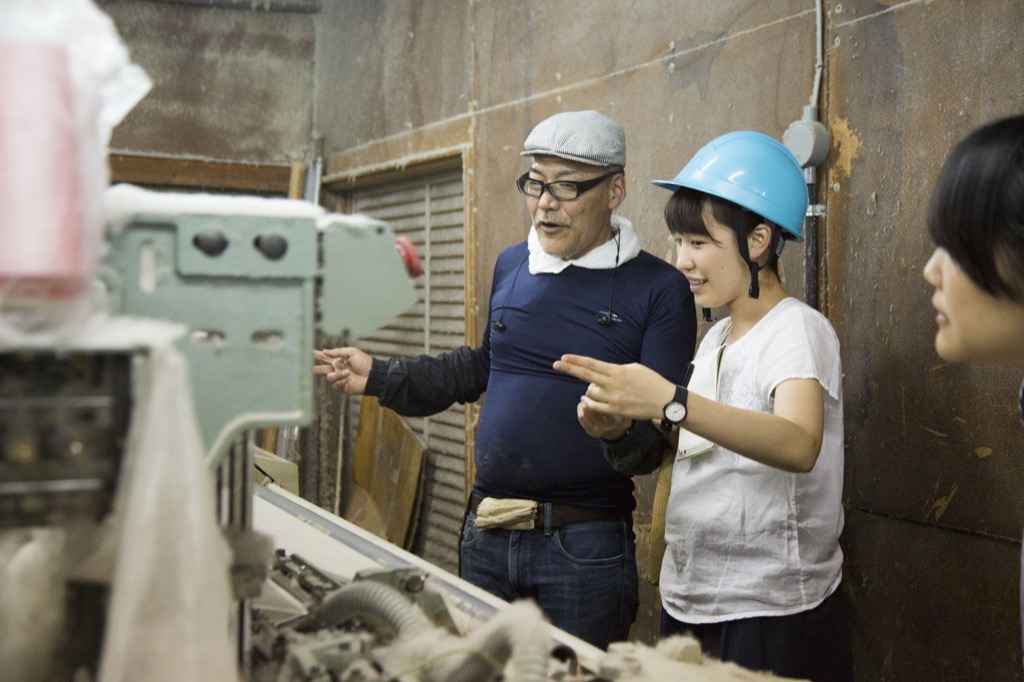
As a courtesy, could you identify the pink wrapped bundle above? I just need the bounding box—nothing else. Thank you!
[0,41,85,300]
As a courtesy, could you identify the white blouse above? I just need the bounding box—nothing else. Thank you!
[660,297,845,623]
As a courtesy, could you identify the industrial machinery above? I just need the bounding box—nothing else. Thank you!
[1,185,423,680]
[248,483,796,682]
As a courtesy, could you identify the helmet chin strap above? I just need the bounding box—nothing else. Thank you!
[733,214,784,300]
[702,216,785,323]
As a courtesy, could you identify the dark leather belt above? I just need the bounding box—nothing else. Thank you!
[469,494,628,529]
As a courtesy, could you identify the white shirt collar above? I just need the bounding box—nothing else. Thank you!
[527,215,642,274]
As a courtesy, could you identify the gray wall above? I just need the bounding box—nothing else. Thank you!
[103,1,1024,679]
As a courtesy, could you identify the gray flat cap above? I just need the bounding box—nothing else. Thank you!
[521,110,626,168]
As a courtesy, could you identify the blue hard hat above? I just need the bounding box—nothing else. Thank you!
[652,131,808,241]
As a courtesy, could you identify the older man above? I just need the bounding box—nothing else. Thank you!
[316,110,696,649]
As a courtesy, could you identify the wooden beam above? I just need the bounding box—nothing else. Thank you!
[124,0,321,13]
[109,154,293,195]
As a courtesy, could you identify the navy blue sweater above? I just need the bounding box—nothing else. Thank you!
[367,240,695,511]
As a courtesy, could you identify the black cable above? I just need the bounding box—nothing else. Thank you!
[597,227,622,326]
[254,462,277,485]
[492,254,528,332]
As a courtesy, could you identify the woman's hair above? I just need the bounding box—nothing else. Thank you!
[927,114,1024,300]
[664,187,781,275]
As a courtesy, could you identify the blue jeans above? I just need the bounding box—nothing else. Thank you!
[459,510,638,650]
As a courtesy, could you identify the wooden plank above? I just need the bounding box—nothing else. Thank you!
[128,0,321,12]
[109,154,292,194]
[345,396,425,550]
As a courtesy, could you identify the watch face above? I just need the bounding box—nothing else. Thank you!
[665,402,687,423]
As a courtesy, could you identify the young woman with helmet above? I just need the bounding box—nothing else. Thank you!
[921,115,1024,659]
[554,131,852,681]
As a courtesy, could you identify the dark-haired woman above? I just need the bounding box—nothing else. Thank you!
[922,114,1024,659]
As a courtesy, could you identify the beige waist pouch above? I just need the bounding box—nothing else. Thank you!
[474,497,538,530]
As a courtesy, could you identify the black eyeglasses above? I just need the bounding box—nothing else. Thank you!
[516,170,620,201]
